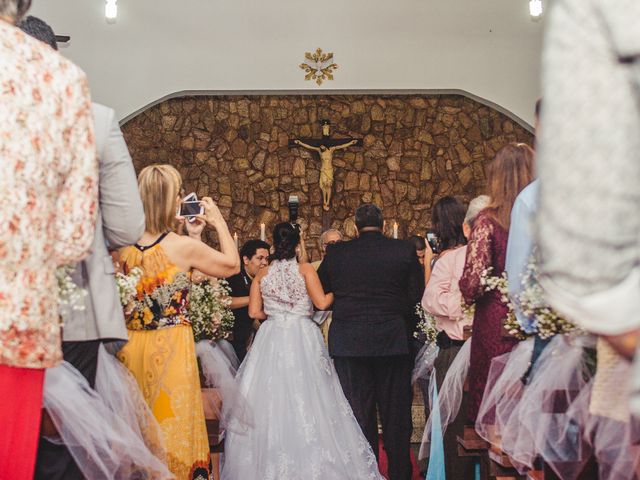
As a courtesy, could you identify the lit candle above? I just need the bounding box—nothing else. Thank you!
[233,232,239,248]
[260,223,266,241]
[393,222,398,239]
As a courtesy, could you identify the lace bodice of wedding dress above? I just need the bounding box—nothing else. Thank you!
[260,258,314,318]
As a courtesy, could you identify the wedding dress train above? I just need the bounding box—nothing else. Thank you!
[221,258,384,480]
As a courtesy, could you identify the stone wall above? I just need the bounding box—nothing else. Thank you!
[122,94,533,261]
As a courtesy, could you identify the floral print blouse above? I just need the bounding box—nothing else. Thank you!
[0,22,98,369]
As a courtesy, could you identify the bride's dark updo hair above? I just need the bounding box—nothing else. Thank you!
[270,222,300,261]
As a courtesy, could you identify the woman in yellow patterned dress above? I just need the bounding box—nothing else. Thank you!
[116,165,240,480]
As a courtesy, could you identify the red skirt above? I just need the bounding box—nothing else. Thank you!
[0,364,44,480]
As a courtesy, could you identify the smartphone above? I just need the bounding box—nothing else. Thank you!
[426,232,439,254]
[179,201,204,220]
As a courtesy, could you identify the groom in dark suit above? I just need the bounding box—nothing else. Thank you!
[317,204,422,480]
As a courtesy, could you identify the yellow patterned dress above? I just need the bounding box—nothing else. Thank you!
[117,237,211,480]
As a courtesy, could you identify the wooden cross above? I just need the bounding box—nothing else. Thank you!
[289,120,362,229]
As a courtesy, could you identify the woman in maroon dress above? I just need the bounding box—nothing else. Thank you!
[459,143,535,422]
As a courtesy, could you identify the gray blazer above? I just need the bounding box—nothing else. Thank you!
[63,103,145,343]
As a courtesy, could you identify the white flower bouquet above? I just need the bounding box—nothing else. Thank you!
[189,278,235,342]
[413,303,438,344]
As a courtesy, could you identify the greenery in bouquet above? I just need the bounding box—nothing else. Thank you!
[480,267,527,340]
[480,259,580,341]
[115,267,143,313]
[413,303,438,344]
[516,259,579,340]
[189,277,235,343]
[56,264,86,321]
[460,301,476,324]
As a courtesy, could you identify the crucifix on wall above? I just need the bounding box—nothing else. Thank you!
[289,120,362,214]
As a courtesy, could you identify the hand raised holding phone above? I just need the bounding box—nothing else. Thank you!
[200,197,226,228]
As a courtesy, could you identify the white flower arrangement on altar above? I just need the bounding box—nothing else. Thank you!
[56,265,86,320]
[189,277,235,343]
[413,303,438,344]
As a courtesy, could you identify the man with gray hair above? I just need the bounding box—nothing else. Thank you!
[317,228,344,260]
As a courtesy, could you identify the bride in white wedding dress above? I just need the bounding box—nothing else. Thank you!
[221,223,384,480]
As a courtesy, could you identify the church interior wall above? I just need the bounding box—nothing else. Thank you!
[30,0,543,125]
[121,93,534,261]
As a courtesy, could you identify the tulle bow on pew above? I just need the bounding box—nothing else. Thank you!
[43,351,173,480]
[417,338,472,461]
[196,339,253,435]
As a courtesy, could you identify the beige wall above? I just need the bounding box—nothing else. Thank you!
[31,0,543,123]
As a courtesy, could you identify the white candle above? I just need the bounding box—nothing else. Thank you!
[260,223,266,241]
[393,222,398,239]
[233,232,239,248]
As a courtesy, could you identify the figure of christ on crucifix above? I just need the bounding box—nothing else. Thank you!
[289,120,362,212]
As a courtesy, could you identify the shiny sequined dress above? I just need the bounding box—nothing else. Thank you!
[221,258,384,480]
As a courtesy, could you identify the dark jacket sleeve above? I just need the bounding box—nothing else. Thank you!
[407,247,423,307]
[317,248,333,293]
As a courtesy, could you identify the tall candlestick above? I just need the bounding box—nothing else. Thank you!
[260,223,266,241]
[393,222,398,239]
[233,232,239,248]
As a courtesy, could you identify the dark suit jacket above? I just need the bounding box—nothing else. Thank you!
[317,231,423,357]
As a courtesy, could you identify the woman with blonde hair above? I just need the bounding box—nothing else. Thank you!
[459,143,535,423]
[116,164,239,479]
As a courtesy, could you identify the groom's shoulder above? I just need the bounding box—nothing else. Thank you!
[325,238,351,257]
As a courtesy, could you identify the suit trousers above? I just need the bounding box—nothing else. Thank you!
[333,355,413,480]
[34,340,101,480]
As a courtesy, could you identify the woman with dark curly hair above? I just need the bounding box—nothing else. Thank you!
[222,222,385,480]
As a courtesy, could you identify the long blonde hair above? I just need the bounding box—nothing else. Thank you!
[137,164,182,235]
[484,143,535,230]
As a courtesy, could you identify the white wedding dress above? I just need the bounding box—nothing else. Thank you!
[221,258,384,480]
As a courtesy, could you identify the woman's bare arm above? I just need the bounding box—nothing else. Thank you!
[248,268,268,320]
[300,263,334,310]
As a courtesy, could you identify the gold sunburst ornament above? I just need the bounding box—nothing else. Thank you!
[299,48,338,86]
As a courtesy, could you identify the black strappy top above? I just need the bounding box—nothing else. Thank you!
[134,232,169,252]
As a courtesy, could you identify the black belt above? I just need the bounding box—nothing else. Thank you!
[436,330,465,349]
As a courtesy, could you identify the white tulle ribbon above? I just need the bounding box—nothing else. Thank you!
[418,339,471,460]
[196,339,253,435]
[43,358,173,479]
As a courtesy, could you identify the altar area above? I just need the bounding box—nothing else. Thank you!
[122,92,533,259]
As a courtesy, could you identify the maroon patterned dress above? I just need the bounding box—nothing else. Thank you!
[459,211,518,422]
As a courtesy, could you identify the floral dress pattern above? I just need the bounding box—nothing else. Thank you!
[459,211,518,422]
[117,241,211,480]
[0,22,98,369]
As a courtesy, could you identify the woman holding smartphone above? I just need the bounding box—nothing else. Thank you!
[419,195,489,478]
[116,164,239,480]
